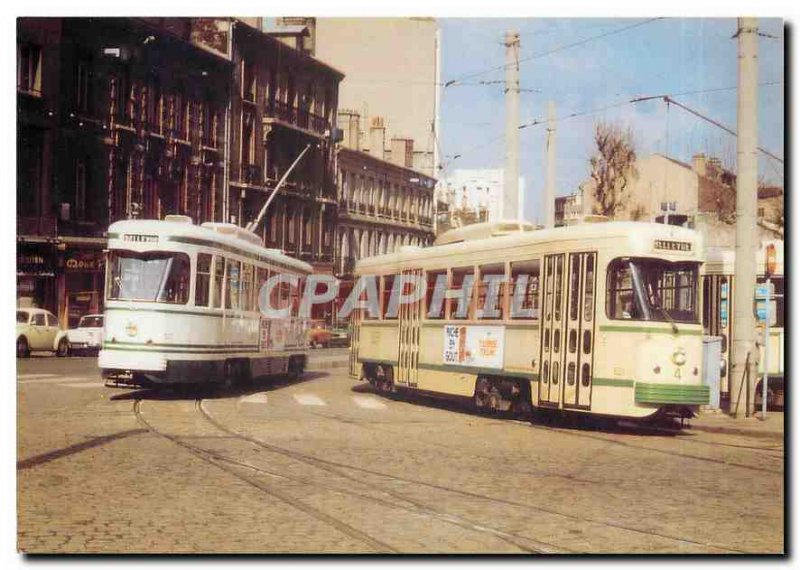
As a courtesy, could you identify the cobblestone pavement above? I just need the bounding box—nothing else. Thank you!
[17,355,784,554]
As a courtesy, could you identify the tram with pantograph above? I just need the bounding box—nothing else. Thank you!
[350,220,709,420]
[100,215,311,389]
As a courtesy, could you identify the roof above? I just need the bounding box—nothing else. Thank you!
[356,221,702,274]
[234,19,345,80]
[107,219,313,274]
[758,186,784,199]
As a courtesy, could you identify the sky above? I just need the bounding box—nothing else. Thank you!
[436,18,785,225]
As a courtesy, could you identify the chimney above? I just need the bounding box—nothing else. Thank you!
[708,157,722,181]
[369,117,386,160]
[692,153,707,177]
[336,110,361,150]
[390,137,414,168]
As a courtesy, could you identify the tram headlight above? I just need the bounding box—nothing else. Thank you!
[125,322,139,338]
[671,348,686,366]
[653,365,661,374]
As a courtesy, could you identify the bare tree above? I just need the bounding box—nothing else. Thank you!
[589,122,638,218]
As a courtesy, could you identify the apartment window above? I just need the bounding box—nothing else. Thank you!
[288,214,296,244]
[304,214,313,246]
[74,159,87,221]
[243,61,256,102]
[75,58,92,113]
[269,210,278,242]
[17,43,42,95]
[758,207,765,218]
[242,110,256,166]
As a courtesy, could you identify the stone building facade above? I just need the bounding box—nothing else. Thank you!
[17,17,342,326]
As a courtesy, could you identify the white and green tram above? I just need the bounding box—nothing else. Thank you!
[350,220,709,419]
[100,215,311,388]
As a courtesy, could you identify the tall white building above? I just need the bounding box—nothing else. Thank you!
[439,169,526,223]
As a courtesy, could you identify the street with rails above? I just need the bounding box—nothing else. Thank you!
[17,351,783,554]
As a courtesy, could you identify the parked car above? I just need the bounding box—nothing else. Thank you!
[16,308,67,358]
[329,326,351,348]
[307,320,332,348]
[58,314,104,356]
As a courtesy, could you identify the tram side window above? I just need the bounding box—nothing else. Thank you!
[256,267,269,312]
[212,256,224,308]
[241,263,254,312]
[449,267,475,320]
[510,260,540,319]
[225,259,241,310]
[477,263,506,319]
[382,274,396,319]
[425,269,446,319]
[195,253,212,307]
[607,262,636,319]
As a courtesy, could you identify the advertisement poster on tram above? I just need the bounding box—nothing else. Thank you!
[443,325,505,369]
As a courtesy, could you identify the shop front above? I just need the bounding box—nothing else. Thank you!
[61,239,106,328]
[17,240,58,312]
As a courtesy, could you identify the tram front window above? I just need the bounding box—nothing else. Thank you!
[107,251,191,304]
[607,258,699,324]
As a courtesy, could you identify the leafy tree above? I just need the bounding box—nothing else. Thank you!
[589,122,638,217]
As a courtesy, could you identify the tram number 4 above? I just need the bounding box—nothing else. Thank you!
[674,367,681,379]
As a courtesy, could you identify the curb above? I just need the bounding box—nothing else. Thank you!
[685,423,784,440]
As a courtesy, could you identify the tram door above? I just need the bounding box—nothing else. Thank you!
[562,252,597,409]
[396,269,422,387]
[349,309,362,378]
[702,275,732,394]
[538,254,566,406]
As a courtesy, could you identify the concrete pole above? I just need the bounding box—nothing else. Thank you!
[544,101,556,228]
[503,31,520,220]
[730,17,759,418]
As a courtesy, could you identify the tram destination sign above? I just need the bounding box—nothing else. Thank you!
[122,234,159,243]
[653,239,692,252]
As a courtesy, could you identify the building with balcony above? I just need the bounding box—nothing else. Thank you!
[17,17,233,326]
[268,17,441,177]
[335,145,436,274]
[17,17,344,325]
[228,20,343,275]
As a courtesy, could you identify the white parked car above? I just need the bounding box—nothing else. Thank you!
[59,314,104,356]
[16,308,67,358]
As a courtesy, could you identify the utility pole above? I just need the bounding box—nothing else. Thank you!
[544,101,556,228]
[730,17,759,417]
[503,31,520,220]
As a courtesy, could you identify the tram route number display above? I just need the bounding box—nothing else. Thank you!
[443,325,505,369]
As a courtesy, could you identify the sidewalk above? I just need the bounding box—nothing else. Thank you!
[688,409,784,440]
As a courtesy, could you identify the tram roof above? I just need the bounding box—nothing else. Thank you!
[107,218,313,274]
[355,221,703,274]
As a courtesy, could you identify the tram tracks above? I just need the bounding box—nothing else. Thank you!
[133,397,558,554]
[195,398,753,554]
